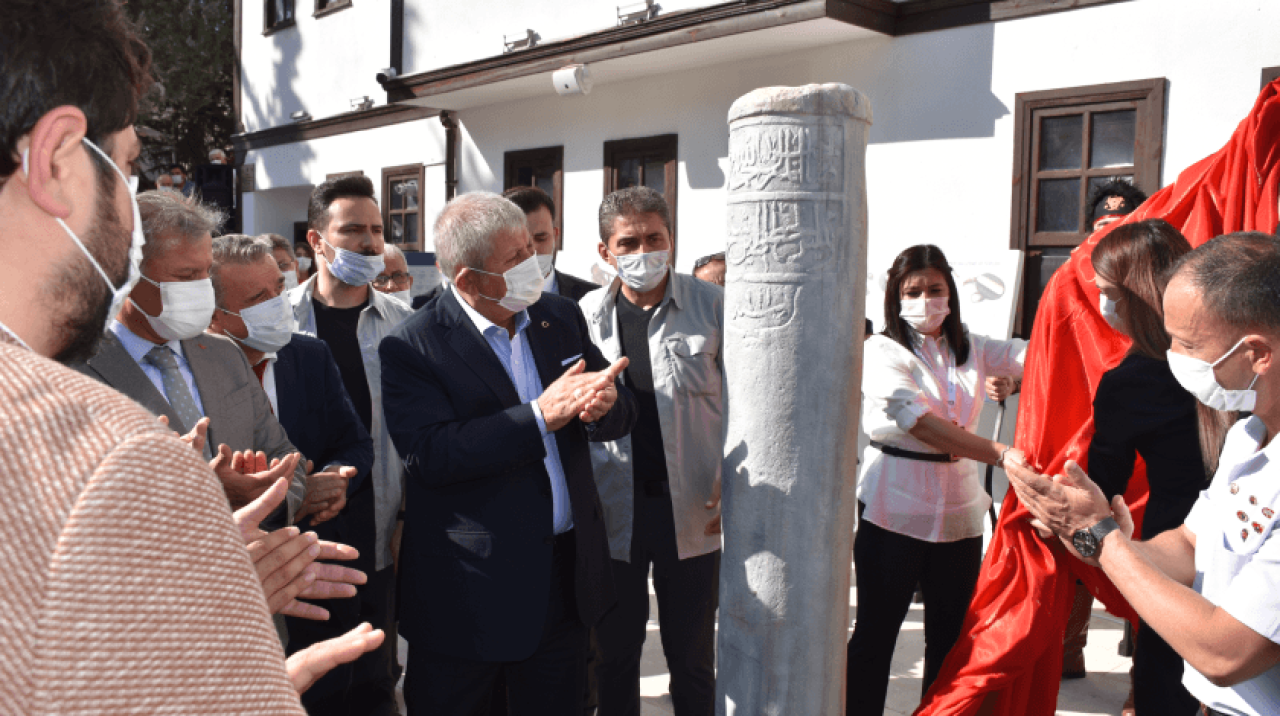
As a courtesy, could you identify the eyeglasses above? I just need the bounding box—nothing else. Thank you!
[372,271,413,289]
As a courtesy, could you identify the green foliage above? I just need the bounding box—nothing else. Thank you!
[125,0,236,171]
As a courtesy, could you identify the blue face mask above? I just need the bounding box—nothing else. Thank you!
[320,238,385,286]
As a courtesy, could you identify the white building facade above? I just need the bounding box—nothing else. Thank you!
[235,0,1280,331]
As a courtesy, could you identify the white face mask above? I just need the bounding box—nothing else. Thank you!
[171,176,185,188]
[900,296,951,335]
[474,254,546,312]
[611,249,670,293]
[321,238,384,286]
[295,255,313,272]
[391,289,412,305]
[1167,337,1260,412]
[219,294,296,353]
[130,275,217,341]
[282,269,299,292]
[1099,294,1123,331]
[535,253,555,279]
[34,139,146,335]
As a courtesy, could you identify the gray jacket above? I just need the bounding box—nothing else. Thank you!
[289,275,414,570]
[77,329,307,522]
[579,271,725,562]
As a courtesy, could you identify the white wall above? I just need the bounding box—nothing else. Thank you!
[446,0,1280,282]
[242,117,448,245]
[241,2,391,133]
[402,0,724,76]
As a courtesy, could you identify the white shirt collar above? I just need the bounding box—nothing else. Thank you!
[110,320,187,363]
[450,284,530,338]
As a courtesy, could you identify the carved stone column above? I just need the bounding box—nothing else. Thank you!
[718,84,872,715]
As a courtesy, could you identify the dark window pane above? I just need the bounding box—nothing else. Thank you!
[389,180,404,211]
[1036,177,1081,232]
[618,158,641,189]
[535,174,554,198]
[403,213,419,247]
[643,159,665,195]
[1090,110,1136,168]
[1038,115,1084,171]
[390,215,404,243]
[517,166,534,186]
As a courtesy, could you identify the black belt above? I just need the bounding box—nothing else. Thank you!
[870,440,957,464]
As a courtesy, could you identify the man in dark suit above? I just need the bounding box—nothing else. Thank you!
[208,233,377,713]
[381,192,636,716]
[76,192,308,526]
[503,185,598,302]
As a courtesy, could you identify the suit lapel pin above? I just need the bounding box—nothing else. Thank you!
[542,321,550,328]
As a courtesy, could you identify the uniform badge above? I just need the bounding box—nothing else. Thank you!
[1238,511,1249,521]
[1250,496,1259,505]
[1254,522,1265,534]
[1264,508,1275,519]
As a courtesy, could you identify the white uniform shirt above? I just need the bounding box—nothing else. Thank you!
[1182,416,1280,715]
[857,332,1026,543]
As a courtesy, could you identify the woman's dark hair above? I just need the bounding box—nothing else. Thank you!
[1091,219,1191,361]
[883,244,969,365]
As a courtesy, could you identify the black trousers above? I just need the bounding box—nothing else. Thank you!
[845,504,982,716]
[596,489,720,716]
[1134,619,1199,715]
[345,565,400,716]
[404,530,587,716]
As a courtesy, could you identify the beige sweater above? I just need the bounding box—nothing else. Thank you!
[0,335,304,714]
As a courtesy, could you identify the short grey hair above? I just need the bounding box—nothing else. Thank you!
[137,190,226,266]
[260,233,292,255]
[210,233,274,304]
[382,243,405,265]
[433,192,528,280]
[598,186,671,243]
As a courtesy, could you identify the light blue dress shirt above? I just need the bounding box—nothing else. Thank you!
[452,286,574,534]
[110,320,206,416]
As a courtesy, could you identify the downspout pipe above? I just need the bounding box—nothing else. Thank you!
[440,110,459,202]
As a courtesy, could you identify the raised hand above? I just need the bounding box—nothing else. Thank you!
[158,414,209,455]
[210,446,300,510]
[233,476,365,619]
[537,357,631,431]
[287,623,385,694]
[704,477,722,536]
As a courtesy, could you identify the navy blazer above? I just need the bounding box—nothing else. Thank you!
[381,289,635,662]
[273,335,375,523]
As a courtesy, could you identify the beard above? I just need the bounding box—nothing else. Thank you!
[48,156,130,365]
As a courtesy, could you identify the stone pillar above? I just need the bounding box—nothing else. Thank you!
[718,84,871,715]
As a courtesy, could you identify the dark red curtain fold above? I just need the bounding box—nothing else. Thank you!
[914,79,1280,716]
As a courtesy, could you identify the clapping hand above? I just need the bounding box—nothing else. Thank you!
[158,414,209,455]
[234,476,366,620]
[287,623,385,694]
[297,459,355,525]
[537,357,630,431]
[211,447,300,510]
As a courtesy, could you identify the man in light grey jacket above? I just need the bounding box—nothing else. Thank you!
[580,187,724,716]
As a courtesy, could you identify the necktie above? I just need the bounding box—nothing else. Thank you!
[144,345,210,458]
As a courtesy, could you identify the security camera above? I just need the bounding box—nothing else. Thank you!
[376,67,399,84]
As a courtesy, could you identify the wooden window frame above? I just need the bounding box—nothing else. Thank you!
[603,134,679,248]
[314,0,352,18]
[1263,66,1280,90]
[1009,78,1166,334]
[503,146,565,248]
[263,0,296,35]
[381,163,426,252]
[326,170,364,180]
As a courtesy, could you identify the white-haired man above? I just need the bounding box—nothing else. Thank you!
[381,191,636,715]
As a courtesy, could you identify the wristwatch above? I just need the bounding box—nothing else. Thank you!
[1072,517,1120,558]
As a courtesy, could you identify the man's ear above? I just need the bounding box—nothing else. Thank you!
[22,106,90,219]
[597,241,613,266]
[1248,334,1275,376]
[306,228,323,254]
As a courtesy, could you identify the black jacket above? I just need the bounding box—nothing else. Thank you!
[380,290,635,661]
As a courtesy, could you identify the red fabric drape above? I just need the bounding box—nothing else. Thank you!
[914,79,1280,716]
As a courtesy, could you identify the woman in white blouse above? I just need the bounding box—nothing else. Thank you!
[846,244,1028,716]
